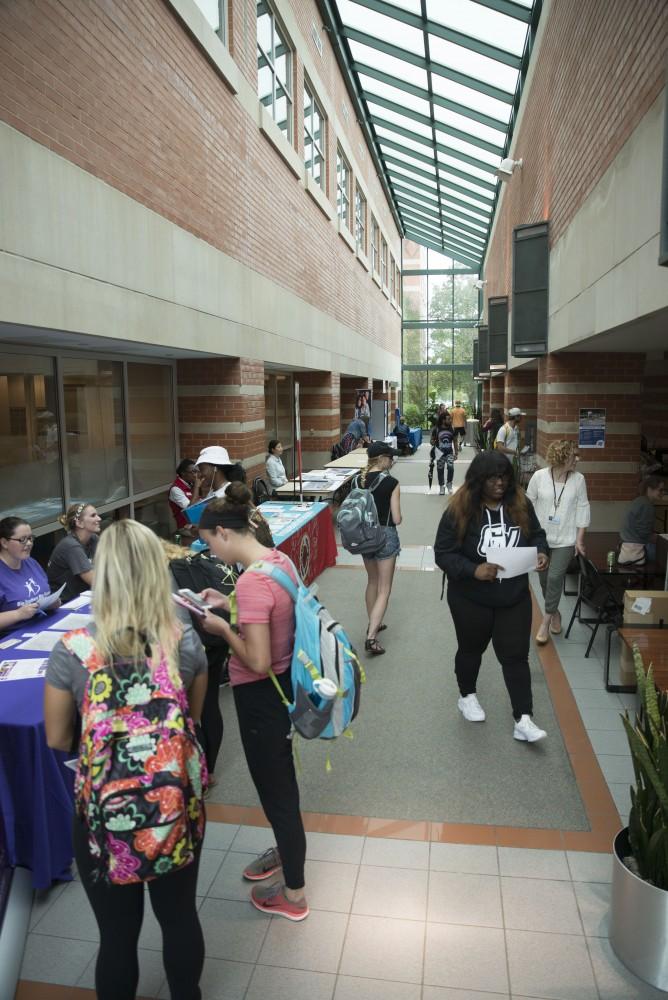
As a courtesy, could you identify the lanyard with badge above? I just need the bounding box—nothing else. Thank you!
[549,470,570,525]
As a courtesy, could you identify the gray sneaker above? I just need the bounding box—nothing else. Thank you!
[242,846,282,881]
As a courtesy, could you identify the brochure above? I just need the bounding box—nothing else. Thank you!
[0,658,48,681]
[35,583,66,610]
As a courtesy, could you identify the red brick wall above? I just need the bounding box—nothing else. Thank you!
[641,358,668,448]
[485,0,668,299]
[504,369,537,421]
[0,0,400,355]
[489,376,505,413]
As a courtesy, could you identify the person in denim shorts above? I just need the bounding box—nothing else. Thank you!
[360,441,402,656]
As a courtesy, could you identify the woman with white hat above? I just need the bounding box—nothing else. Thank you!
[195,445,240,499]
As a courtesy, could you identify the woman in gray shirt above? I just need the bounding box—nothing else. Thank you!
[620,476,665,562]
[47,502,101,602]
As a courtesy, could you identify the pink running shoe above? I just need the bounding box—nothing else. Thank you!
[242,847,282,881]
[250,883,309,921]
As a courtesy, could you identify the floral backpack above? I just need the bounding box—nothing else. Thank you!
[62,628,207,885]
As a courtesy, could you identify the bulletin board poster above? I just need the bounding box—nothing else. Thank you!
[354,388,371,422]
[578,408,606,448]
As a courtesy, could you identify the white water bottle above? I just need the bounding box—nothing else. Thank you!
[312,677,337,708]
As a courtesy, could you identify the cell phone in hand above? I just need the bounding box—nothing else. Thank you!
[172,592,208,617]
[178,589,211,610]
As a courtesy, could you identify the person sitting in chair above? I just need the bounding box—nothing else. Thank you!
[393,415,414,456]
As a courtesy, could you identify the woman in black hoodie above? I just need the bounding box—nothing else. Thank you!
[434,451,550,743]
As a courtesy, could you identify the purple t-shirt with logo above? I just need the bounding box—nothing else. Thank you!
[0,557,49,612]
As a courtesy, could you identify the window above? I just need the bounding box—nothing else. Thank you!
[381,238,388,287]
[193,0,226,43]
[0,355,63,525]
[336,147,351,230]
[355,185,367,254]
[257,2,293,142]
[371,216,379,274]
[62,359,127,507]
[390,255,396,300]
[127,364,175,493]
[303,82,325,189]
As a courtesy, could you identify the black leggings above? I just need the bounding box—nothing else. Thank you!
[197,648,225,773]
[73,817,204,1000]
[233,672,306,889]
[447,587,533,719]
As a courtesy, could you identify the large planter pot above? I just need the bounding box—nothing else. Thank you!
[610,827,668,990]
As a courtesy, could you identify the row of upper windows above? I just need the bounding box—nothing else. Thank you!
[194,0,400,306]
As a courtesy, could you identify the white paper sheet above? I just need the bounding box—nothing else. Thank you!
[0,658,48,681]
[17,630,65,652]
[494,546,538,580]
[62,593,92,610]
[49,612,93,631]
[631,597,652,615]
[35,583,66,610]
[0,637,21,650]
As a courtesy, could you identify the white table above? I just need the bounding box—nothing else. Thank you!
[274,468,357,500]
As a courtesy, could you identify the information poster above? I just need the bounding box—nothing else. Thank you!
[579,408,606,448]
[354,388,371,423]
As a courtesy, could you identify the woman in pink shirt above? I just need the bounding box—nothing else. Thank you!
[197,483,309,922]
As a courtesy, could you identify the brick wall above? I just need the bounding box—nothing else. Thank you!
[641,356,668,448]
[0,0,400,355]
[485,0,668,299]
[489,375,505,413]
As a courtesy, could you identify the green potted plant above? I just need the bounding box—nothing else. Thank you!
[610,645,668,990]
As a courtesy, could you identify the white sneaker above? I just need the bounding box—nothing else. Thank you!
[447,485,453,494]
[458,694,486,722]
[439,486,445,495]
[513,715,547,742]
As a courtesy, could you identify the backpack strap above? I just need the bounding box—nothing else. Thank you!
[245,558,301,602]
[61,628,103,673]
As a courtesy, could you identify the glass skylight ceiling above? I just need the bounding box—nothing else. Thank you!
[325,0,541,268]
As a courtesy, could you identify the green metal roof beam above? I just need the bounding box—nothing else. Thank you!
[472,0,532,24]
[397,197,488,242]
[404,320,479,328]
[403,268,478,275]
[391,177,491,224]
[380,137,497,194]
[354,61,507,132]
[399,210,444,239]
[371,114,499,176]
[364,91,504,155]
[350,0,522,68]
[341,26,515,105]
[401,213,485,259]
[386,159,494,211]
[403,230,481,267]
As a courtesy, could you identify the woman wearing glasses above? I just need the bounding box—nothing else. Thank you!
[0,516,51,630]
[47,502,102,602]
[434,451,550,743]
[526,440,590,645]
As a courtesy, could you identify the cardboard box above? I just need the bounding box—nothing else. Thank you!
[618,590,668,685]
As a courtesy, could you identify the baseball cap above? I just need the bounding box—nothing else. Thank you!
[367,441,399,459]
[195,445,232,466]
[508,407,525,418]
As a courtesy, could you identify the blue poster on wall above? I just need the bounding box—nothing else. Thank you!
[578,408,606,448]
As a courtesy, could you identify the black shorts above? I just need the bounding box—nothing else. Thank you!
[454,426,466,438]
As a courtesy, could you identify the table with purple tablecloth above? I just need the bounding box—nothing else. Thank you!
[0,602,89,889]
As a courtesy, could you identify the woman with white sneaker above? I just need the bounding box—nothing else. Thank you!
[526,440,590,645]
[434,451,550,743]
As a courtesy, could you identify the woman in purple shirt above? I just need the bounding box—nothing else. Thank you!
[0,516,50,632]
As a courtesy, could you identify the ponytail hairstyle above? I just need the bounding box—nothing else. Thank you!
[359,455,386,488]
[199,482,253,533]
[59,502,91,532]
[92,519,179,676]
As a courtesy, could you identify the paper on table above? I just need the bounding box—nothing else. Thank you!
[0,637,21,649]
[631,597,652,615]
[35,583,66,610]
[49,612,93,631]
[0,658,48,681]
[494,546,538,580]
[62,593,92,610]
[17,630,65,652]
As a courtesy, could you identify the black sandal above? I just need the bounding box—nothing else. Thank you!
[364,637,385,656]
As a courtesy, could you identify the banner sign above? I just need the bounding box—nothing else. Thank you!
[578,408,606,448]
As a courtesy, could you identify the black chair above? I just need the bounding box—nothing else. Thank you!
[565,555,625,658]
[252,477,271,505]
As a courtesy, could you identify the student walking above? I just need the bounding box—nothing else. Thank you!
[44,520,208,1000]
[431,412,457,495]
[434,451,550,742]
[450,401,467,449]
[358,442,402,656]
[495,407,524,464]
[526,440,590,644]
[197,484,309,921]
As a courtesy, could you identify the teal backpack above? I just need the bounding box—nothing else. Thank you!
[240,557,364,742]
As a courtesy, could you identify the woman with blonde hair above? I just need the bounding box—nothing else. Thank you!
[44,519,208,1000]
[526,440,590,644]
[47,501,101,602]
[358,441,402,656]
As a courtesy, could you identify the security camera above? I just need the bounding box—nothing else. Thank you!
[474,279,487,290]
[496,157,523,181]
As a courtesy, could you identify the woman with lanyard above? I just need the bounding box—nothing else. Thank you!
[526,440,590,645]
[47,502,102,602]
[434,451,550,743]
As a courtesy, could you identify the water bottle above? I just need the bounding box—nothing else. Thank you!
[312,677,338,709]
[607,550,616,572]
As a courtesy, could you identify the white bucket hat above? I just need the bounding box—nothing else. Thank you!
[195,445,232,466]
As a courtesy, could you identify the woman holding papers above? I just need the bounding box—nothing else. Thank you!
[0,516,57,631]
[526,440,590,645]
[434,451,550,743]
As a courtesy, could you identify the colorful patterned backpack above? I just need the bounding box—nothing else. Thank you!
[62,628,207,885]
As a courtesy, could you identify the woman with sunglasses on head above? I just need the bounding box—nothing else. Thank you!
[0,516,55,631]
[47,502,102,603]
[434,451,550,743]
[526,440,590,645]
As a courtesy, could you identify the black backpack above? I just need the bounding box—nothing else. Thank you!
[169,553,239,651]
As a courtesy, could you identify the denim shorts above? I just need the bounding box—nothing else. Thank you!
[365,525,401,561]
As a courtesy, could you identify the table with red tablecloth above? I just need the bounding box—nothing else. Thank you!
[260,501,337,585]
